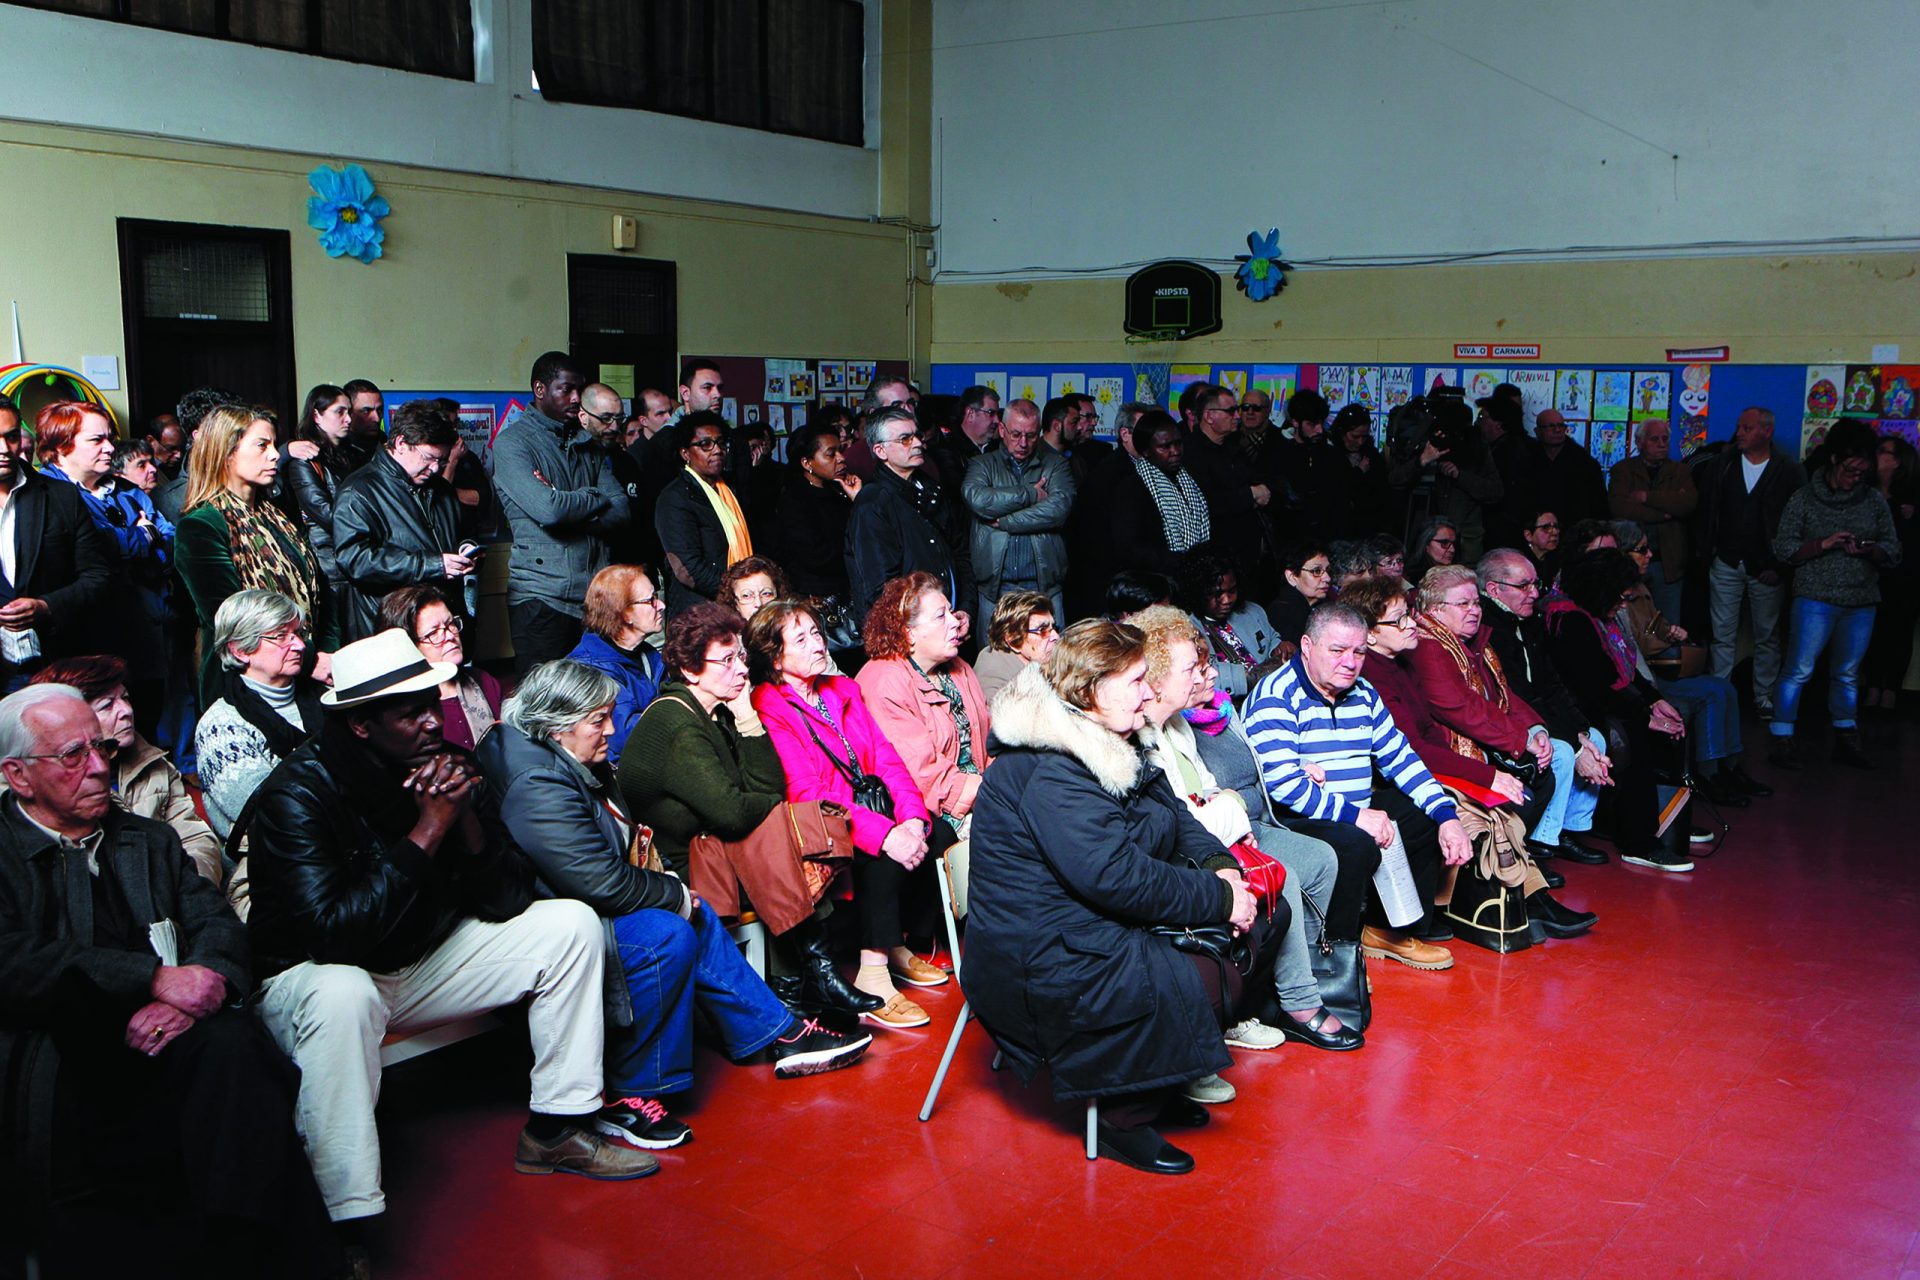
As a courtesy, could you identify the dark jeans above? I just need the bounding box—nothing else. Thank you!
[509,599,584,675]
[606,901,796,1097]
[1278,816,1382,941]
[852,820,946,950]
[46,1008,343,1279]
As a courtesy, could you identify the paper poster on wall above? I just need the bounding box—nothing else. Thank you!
[1168,365,1211,411]
[1842,366,1880,415]
[1049,372,1086,402]
[1802,418,1837,456]
[1878,366,1920,419]
[1316,365,1351,410]
[764,359,806,403]
[1425,368,1459,390]
[1088,376,1125,433]
[1593,371,1632,422]
[1380,367,1414,417]
[1879,420,1920,450]
[974,372,1008,402]
[1349,366,1382,416]
[1554,369,1594,419]
[767,404,787,433]
[788,369,816,402]
[599,363,636,399]
[722,397,740,424]
[1215,370,1248,400]
[1591,421,1629,473]
[744,404,766,425]
[1251,364,1298,409]
[822,391,846,407]
[1463,368,1506,403]
[1804,366,1843,419]
[1007,373,1043,404]
[456,404,497,453]
[790,404,807,432]
[845,360,878,390]
[818,360,846,393]
[1508,368,1555,432]
[1631,371,1672,420]
[1677,363,1711,456]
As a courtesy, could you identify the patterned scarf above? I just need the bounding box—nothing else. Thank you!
[1131,456,1211,552]
[912,659,978,832]
[207,488,318,620]
[1414,615,1513,762]
[1544,598,1635,691]
[1181,689,1233,737]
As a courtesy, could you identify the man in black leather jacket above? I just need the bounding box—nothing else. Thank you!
[246,631,654,1238]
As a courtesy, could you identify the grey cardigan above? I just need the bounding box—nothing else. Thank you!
[1773,474,1902,608]
[491,407,632,617]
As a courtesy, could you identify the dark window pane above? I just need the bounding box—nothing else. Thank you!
[570,258,673,338]
[530,0,649,110]
[766,0,863,146]
[709,0,764,131]
[648,0,713,121]
[138,235,272,323]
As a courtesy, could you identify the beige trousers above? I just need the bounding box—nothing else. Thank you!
[257,899,606,1221]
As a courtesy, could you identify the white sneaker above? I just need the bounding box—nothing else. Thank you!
[1224,1018,1287,1050]
[1182,1072,1236,1104]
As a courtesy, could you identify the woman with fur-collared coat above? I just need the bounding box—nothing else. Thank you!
[962,621,1258,1176]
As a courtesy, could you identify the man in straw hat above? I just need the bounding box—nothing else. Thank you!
[244,628,655,1251]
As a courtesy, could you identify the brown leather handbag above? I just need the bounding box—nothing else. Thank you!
[689,800,854,935]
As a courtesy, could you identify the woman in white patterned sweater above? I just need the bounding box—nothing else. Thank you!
[194,589,324,846]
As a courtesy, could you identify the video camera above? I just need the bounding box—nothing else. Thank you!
[1386,386,1479,465]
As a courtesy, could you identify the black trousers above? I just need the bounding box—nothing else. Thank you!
[1279,816,1383,940]
[852,819,946,950]
[509,599,584,675]
[1103,950,1248,1131]
[44,1008,342,1280]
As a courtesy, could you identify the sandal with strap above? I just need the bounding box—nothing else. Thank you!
[1278,1007,1364,1053]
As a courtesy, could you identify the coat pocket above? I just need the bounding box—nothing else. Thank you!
[1033,926,1157,1036]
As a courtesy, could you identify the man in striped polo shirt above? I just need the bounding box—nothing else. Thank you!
[1244,601,1471,971]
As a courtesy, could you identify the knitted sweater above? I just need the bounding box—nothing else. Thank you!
[1773,475,1902,607]
[194,690,304,839]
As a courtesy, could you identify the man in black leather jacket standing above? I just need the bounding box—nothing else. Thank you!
[245,630,654,1245]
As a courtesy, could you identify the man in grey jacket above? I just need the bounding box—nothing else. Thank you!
[492,352,631,672]
[962,398,1074,623]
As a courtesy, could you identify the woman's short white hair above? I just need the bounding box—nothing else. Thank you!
[1417,564,1481,612]
[503,660,620,742]
[0,684,88,763]
[213,589,305,671]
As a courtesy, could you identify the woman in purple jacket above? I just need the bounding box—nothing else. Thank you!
[746,599,940,1031]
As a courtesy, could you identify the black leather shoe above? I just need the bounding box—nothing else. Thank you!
[1539,864,1566,889]
[1832,729,1875,770]
[1411,906,1454,942]
[1156,1096,1211,1129]
[1279,1007,1364,1052]
[791,921,885,1016]
[1768,734,1800,771]
[1525,890,1597,938]
[1556,835,1609,865]
[1726,765,1773,798]
[1095,1121,1194,1174]
[1701,774,1752,808]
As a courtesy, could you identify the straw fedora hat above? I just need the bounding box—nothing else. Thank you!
[320,628,457,708]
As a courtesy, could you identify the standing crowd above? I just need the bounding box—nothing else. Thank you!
[1,360,1909,1272]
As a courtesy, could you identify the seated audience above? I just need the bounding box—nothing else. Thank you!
[562,564,666,764]
[656,412,753,618]
[176,404,335,708]
[1181,549,1281,701]
[331,399,469,642]
[194,590,322,845]
[855,573,992,847]
[248,630,655,1234]
[747,600,940,1029]
[1131,606,1359,1051]
[973,589,1060,702]
[773,420,860,603]
[1266,540,1332,655]
[0,684,344,1278]
[378,584,502,752]
[26,654,221,886]
[964,621,1260,1175]
[1368,534,1408,585]
[1404,514,1461,588]
[618,603,872,1018]
[479,660,870,1147]
[1105,569,1177,618]
[1243,602,1471,972]
[1326,539,1375,592]
[1520,508,1562,584]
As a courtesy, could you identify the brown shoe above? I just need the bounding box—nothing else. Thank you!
[514,1123,660,1180]
[860,991,931,1028]
[889,953,950,987]
[1360,925,1455,971]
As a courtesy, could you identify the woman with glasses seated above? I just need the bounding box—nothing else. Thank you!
[377,583,502,753]
[1179,549,1282,702]
[562,564,667,765]
[973,590,1060,703]
[1265,540,1332,656]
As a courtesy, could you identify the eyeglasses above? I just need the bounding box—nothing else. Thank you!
[1205,405,1239,416]
[1490,578,1541,594]
[688,437,728,452]
[631,594,662,611]
[18,737,120,769]
[883,432,923,447]
[420,616,465,642]
[1377,614,1416,631]
[1430,538,1458,548]
[1026,621,1059,636]
[1238,404,1267,414]
[1436,597,1480,611]
[260,626,309,648]
[734,589,778,605]
[1531,522,1560,532]
[581,408,621,425]
[708,648,749,669]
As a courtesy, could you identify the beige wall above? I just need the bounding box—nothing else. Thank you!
[928,252,1920,368]
[0,120,916,423]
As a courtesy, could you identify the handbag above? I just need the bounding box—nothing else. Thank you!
[812,595,864,654]
[688,799,855,935]
[1149,923,1252,1031]
[1444,853,1533,954]
[1300,891,1372,1032]
[1224,836,1286,919]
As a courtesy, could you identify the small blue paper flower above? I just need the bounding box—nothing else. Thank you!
[1234,228,1291,301]
[307,164,390,264]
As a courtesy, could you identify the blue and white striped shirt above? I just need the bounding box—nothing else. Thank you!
[1243,656,1458,827]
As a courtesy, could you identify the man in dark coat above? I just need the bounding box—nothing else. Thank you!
[0,397,115,691]
[846,403,971,619]
[1534,409,1609,528]
[580,382,656,569]
[331,400,469,642]
[0,685,342,1276]
[1182,386,1275,591]
[654,412,747,618]
[1480,398,1546,550]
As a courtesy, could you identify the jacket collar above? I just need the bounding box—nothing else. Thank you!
[988,664,1142,797]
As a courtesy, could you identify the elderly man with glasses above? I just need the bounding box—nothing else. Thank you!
[0,683,345,1276]
[1183,385,1276,593]
[846,403,972,622]
[964,399,1074,625]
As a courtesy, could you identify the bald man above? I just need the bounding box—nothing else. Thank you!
[582,383,653,566]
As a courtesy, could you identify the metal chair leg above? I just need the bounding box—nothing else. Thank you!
[918,1000,972,1122]
[1085,1099,1099,1160]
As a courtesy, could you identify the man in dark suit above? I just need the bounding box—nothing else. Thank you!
[0,397,114,692]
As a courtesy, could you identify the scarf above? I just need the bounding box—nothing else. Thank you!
[1414,616,1513,763]
[1131,456,1211,552]
[452,671,498,744]
[911,659,978,831]
[688,469,753,565]
[1204,618,1256,671]
[1182,689,1233,736]
[207,488,318,620]
[1544,598,1635,690]
[222,667,322,760]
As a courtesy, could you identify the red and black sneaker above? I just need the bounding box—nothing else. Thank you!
[593,1097,693,1150]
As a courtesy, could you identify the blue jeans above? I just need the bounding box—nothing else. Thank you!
[1771,598,1877,735]
[1657,674,1742,768]
[606,901,795,1097]
[1535,735,1601,844]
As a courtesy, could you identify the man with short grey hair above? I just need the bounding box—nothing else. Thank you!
[845,403,967,617]
[964,399,1074,623]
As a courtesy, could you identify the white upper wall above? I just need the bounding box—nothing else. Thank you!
[0,0,882,220]
[931,0,1920,277]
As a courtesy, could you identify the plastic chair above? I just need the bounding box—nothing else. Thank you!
[916,842,1097,1160]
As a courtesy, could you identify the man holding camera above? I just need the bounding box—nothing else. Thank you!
[1386,392,1504,562]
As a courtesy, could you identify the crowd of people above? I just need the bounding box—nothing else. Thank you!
[1,360,1911,1272]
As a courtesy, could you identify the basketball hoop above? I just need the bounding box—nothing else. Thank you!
[1125,329,1183,408]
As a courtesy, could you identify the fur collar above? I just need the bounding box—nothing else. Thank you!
[989,664,1144,797]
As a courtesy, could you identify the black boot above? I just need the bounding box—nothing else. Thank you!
[768,972,806,1013]
[1701,771,1752,808]
[790,918,884,1016]
[1832,729,1875,770]
[1767,733,1799,771]
[1724,763,1773,797]
[1525,890,1597,939]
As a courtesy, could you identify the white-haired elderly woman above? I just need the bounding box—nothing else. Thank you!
[476,660,870,1152]
[194,589,324,844]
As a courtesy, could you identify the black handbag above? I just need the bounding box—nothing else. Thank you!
[1150,923,1253,1032]
[1301,892,1373,1032]
[1444,857,1533,954]
[812,596,864,654]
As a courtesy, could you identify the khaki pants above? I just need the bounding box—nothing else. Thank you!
[257,899,606,1221]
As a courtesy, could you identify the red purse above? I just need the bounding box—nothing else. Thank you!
[1225,836,1286,918]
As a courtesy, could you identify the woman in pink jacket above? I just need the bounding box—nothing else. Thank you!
[749,598,941,1029]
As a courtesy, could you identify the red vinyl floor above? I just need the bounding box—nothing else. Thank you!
[364,721,1920,1280]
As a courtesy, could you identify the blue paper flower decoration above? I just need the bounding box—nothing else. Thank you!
[1234,228,1291,301]
[307,164,390,264]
